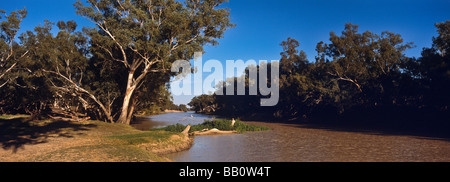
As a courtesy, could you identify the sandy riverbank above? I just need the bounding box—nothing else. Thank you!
[0,117,193,162]
[164,110,187,113]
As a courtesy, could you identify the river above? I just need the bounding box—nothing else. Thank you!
[133,112,450,162]
[131,111,217,130]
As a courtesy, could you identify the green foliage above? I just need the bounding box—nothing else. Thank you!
[109,131,175,145]
[407,21,450,111]
[188,94,216,113]
[16,19,99,118]
[207,22,450,122]
[1,2,449,128]
[233,121,270,132]
[0,9,53,117]
[159,119,270,133]
[179,104,188,112]
[140,104,163,116]
[1,1,234,124]
[315,23,414,113]
[160,123,188,133]
[137,84,190,115]
[137,84,175,113]
[74,0,234,124]
[0,114,30,119]
[190,119,235,131]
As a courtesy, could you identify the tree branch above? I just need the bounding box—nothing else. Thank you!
[43,69,115,123]
[0,50,29,83]
[89,2,129,69]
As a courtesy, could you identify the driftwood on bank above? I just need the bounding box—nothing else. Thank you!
[182,125,191,137]
[190,128,238,136]
[49,106,91,122]
[181,119,239,136]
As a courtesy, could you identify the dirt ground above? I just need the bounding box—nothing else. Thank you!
[0,117,191,162]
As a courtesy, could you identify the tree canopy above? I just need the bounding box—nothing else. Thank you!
[0,2,449,127]
[74,0,234,124]
[204,22,449,123]
[0,0,234,124]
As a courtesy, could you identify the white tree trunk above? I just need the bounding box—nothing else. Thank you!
[117,72,136,124]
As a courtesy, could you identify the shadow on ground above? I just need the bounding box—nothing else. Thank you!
[0,117,96,153]
[242,112,450,142]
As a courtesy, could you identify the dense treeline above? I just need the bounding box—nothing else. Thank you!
[190,22,450,123]
[2,1,449,125]
[0,0,233,124]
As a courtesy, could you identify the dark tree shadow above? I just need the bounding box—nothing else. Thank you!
[0,117,97,153]
[294,119,450,142]
[241,109,450,142]
[253,113,450,141]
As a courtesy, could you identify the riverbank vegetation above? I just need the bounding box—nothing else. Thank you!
[0,116,191,162]
[157,119,270,133]
[189,21,450,128]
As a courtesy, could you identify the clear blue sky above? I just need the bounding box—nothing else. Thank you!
[3,0,449,105]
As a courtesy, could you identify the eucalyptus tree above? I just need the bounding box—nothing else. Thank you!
[316,23,413,112]
[277,38,313,118]
[16,20,110,120]
[0,9,44,115]
[413,21,450,111]
[74,0,234,124]
[0,9,28,89]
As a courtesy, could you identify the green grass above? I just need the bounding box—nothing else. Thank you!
[108,131,176,145]
[0,115,30,119]
[0,116,182,162]
[26,129,181,162]
[25,143,168,162]
[157,119,270,133]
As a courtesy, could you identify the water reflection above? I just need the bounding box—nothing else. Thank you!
[167,121,450,162]
[131,111,216,130]
[132,112,450,162]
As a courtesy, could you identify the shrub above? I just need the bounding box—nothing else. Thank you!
[164,123,188,133]
[158,119,270,133]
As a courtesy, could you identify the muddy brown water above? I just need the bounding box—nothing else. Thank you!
[134,112,450,162]
[132,111,217,130]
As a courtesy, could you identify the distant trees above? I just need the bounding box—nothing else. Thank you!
[207,22,450,122]
[188,94,216,113]
[315,23,414,114]
[276,37,317,118]
[408,21,450,111]
[214,71,265,117]
[137,84,189,115]
[178,104,188,112]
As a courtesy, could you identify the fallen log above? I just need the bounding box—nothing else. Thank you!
[191,128,238,136]
[48,115,90,122]
[182,125,191,137]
